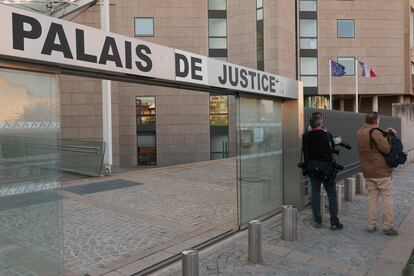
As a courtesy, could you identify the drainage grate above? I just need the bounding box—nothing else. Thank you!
[63,179,141,195]
[0,191,63,211]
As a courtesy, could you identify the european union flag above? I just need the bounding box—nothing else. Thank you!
[331,60,346,77]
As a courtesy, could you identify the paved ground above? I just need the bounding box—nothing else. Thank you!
[0,159,238,276]
[158,163,414,276]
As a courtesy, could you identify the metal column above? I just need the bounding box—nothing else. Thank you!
[248,220,263,264]
[101,0,112,175]
[281,205,297,241]
[356,173,366,195]
[182,250,199,276]
[344,178,356,201]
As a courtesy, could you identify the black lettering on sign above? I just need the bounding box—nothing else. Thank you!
[191,57,203,81]
[261,74,269,92]
[12,13,42,51]
[99,36,123,68]
[269,76,277,93]
[125,41,132,69]
[76,29,97,63]
[240,69,248,88]
[41,23,73,59]
[175,53,189,78]
[218,64,227,85]
[248,71,256,90]
[136,44,152,72]
[229,66,239,86]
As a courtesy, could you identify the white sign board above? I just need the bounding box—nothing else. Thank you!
[0,5,298,99]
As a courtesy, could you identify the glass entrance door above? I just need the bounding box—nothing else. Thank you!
[237,96,283,226]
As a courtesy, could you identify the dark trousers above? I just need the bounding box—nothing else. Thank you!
[311,177,339,225]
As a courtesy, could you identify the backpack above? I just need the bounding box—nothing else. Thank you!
[369,128,407,168]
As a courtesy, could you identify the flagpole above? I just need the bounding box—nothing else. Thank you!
[355,59,359,113]
[329,58,332,110]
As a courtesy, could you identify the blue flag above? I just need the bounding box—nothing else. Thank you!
[331,60,346,77]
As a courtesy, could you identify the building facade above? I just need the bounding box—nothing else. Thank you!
[299,0,414,114]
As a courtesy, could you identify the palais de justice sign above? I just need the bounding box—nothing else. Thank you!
[0,5,298,100]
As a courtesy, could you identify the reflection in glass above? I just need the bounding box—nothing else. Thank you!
[136,97,156,166]
[238,97,283,225]
[0,68,63,275]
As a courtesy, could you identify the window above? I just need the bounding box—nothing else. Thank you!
[256,0,264,70]
[337,19,355,38]
[300,20,317,37]
[210,95,229,160]
[300,0,317,12]
[337,57,355,75]
[300,57,318,87]
[134,18,154,37]
[209,0,226,10]
[136,97,156,166]
[208,1,228,61]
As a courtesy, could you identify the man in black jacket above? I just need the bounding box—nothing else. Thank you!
[302,114,343,230]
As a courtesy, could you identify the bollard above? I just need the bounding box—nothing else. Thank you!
[344,178,356,201]
[248,220,262,264]
[320,192,326,221]
[182,250,199,276]
[356,173,366,195]
[281,205,297,241]
[336,184,342,213]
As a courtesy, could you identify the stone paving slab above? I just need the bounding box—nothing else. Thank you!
[160,164,414,276]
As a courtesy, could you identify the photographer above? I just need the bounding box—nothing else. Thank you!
[302,114,343,230]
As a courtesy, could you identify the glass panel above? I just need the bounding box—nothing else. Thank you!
[337,19,355,38]
[300,0,317,11]
[300,38,318,49]
[338,57,355,75]
[301,76,318,87]
[257,0,263,8]
[208,0,226,10]
[209,18,227,37]
[135,18,154,36]
[237,97,283,225]
[212,56,228,62]
[300,19,317,37]
[300,57,317,75]
[209,37,228,49]
[136,97,156,166]
[0,68,63,275]
[256,8,263,21]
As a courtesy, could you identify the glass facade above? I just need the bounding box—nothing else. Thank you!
[0,68,63,275]
[238,97,283,225]
[208,0,228,61]
[136,97,157,165]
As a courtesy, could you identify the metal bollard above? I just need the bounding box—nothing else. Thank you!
[356,173,366,195]
[182,250,199,276]
[281,205,297,241]
[320,192,326,221]
[336,184,342,213]
[344,178,356,201]
[248,220,263,264]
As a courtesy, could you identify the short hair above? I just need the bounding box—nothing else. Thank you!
[312,111,323,117]
[310,114,323,128]
[365,112,379,125]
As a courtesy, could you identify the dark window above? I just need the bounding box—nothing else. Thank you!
[210,95,229,160]
[136,97,156,166]
[256,0,264,70]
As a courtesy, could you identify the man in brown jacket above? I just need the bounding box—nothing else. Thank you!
[356,112,398,235]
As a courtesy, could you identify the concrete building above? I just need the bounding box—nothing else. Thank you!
[57,0,297,169]
[299,0,414,114]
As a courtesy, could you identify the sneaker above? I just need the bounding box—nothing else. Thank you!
[330,222,344,231]
[367,226,377,233]
[383,227,399,236]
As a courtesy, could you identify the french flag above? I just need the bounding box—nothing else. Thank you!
[359,61,377,78]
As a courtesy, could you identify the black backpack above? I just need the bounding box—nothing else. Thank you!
[369,128,407,168]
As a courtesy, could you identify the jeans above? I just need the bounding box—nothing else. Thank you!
[311,177,339,225]
[366,177,395,230]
